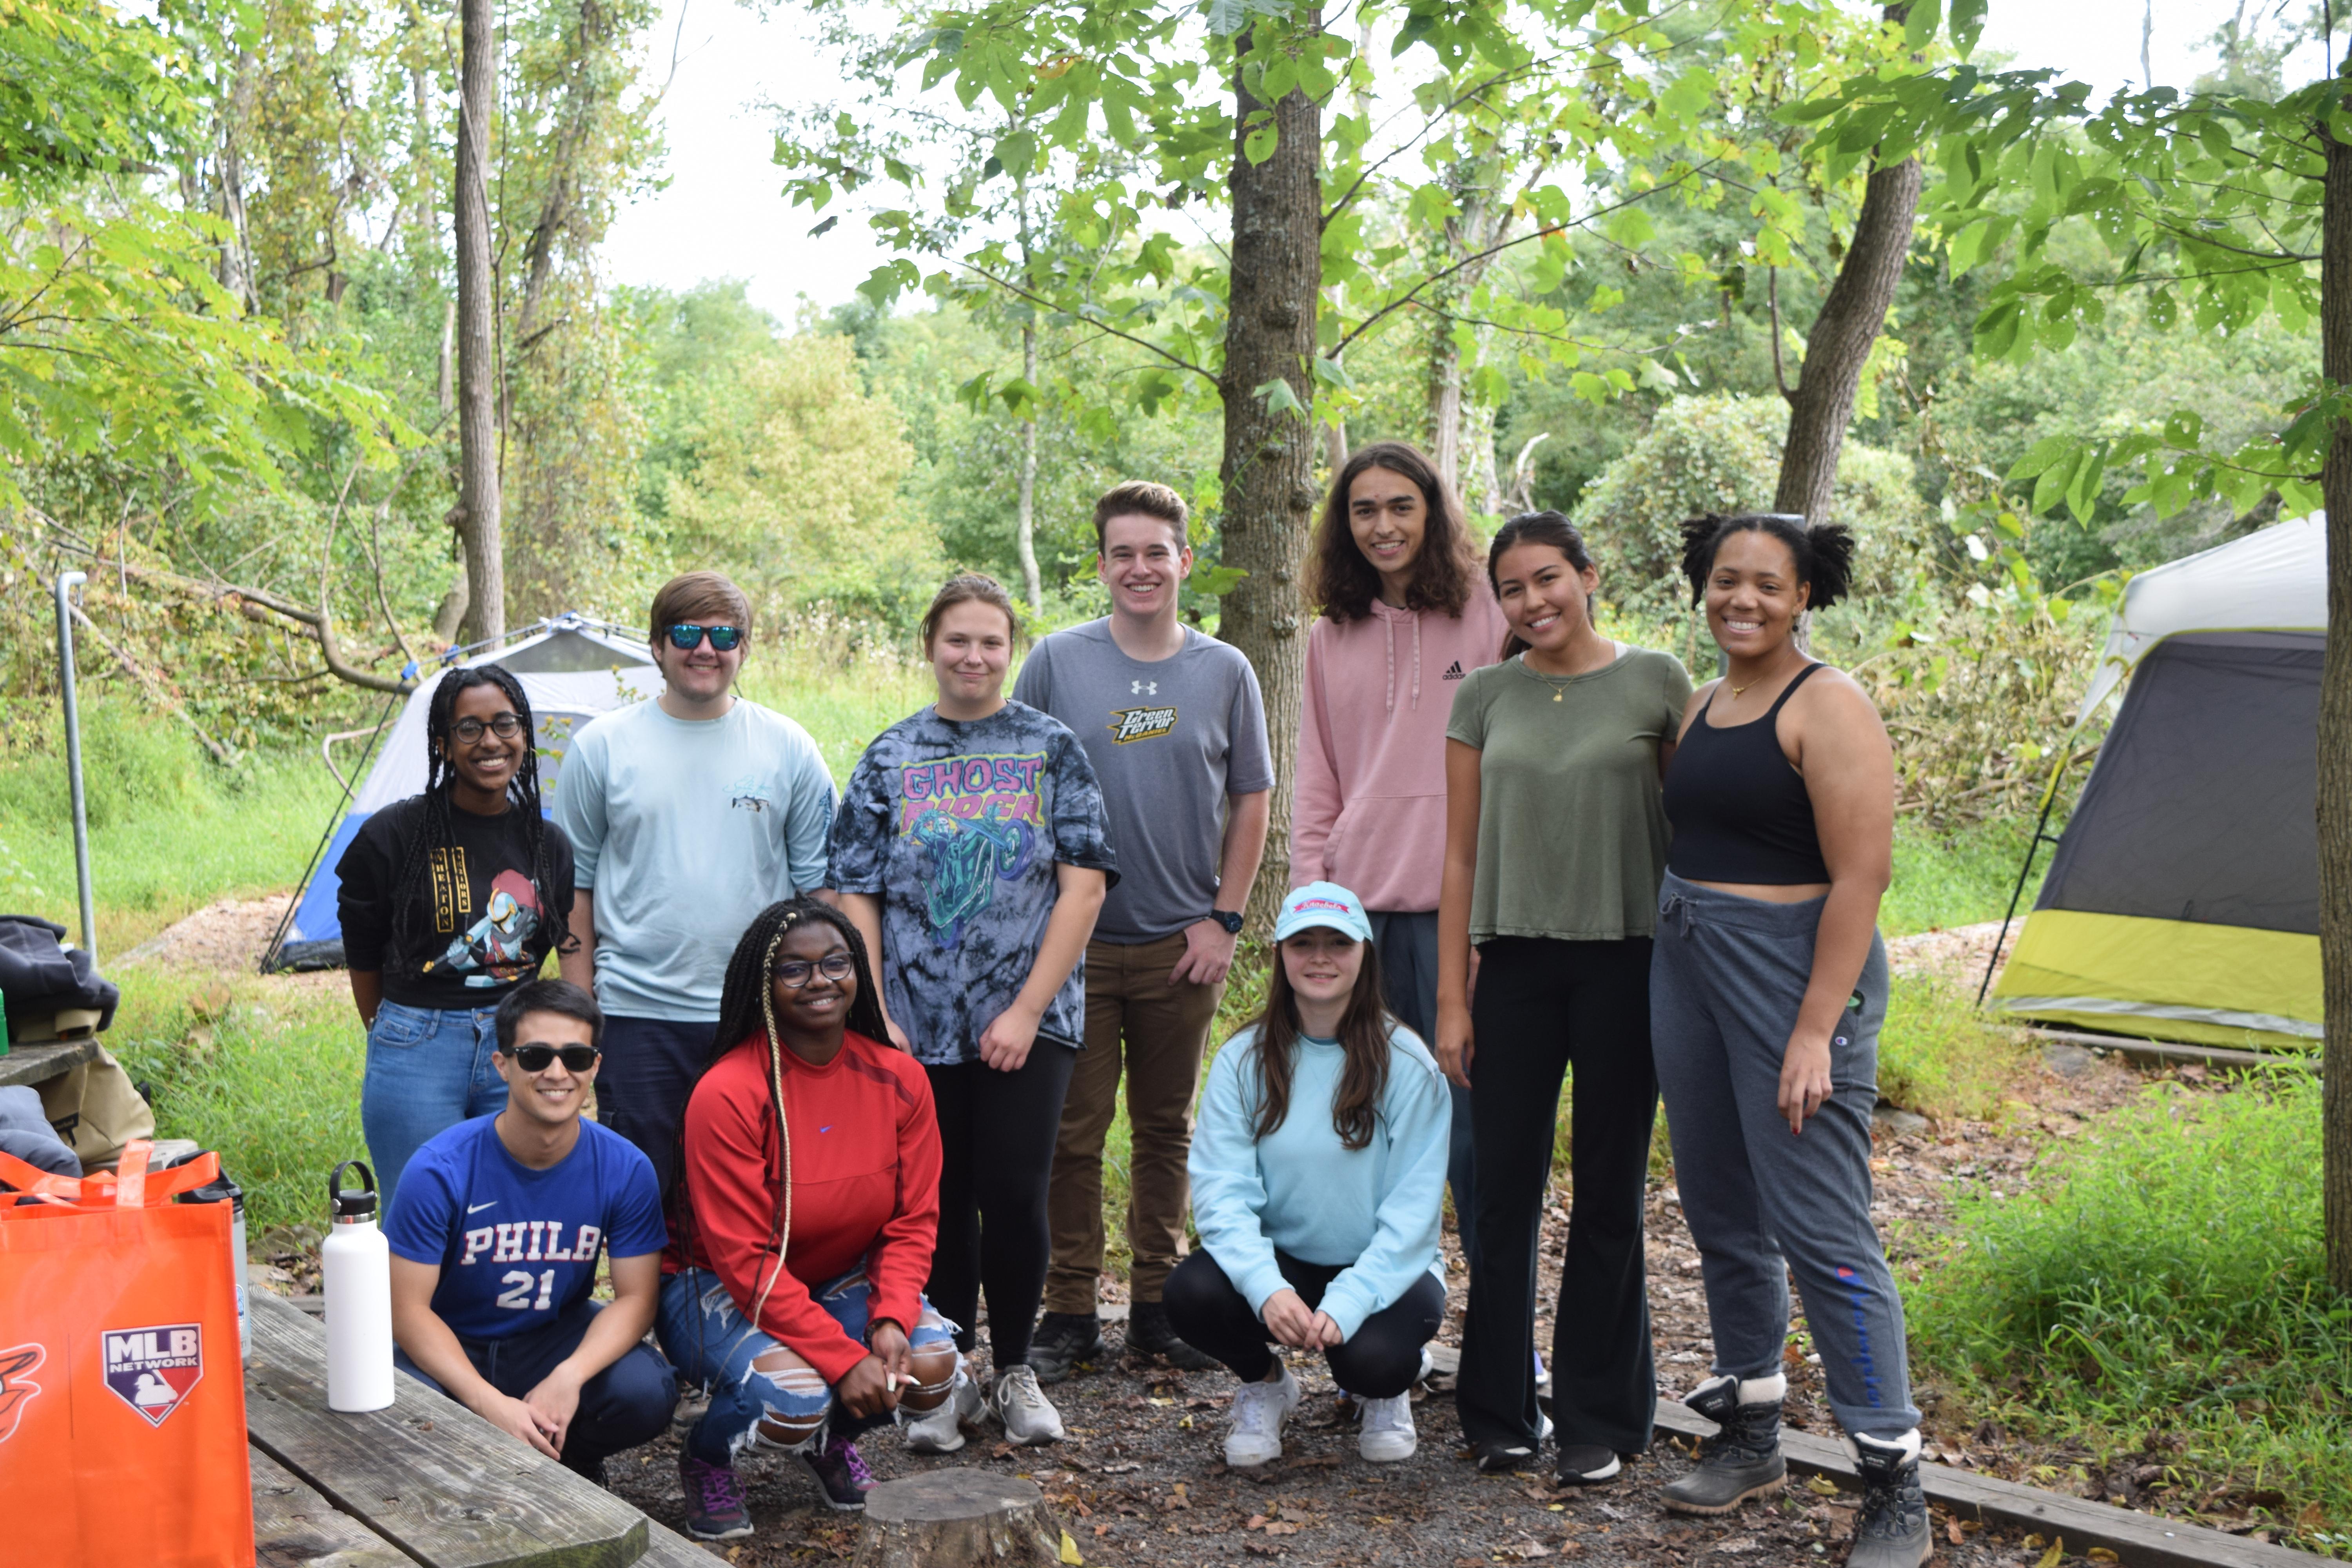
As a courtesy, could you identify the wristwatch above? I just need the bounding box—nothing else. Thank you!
[1207,910,1244,935]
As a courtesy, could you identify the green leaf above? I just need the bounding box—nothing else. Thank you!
[1949,0,1987,56]
[2031,446,2083,515]
[1243,121,1279,165]
[2007,434,2074,481]
[1903,0,1944,51]
[2162,409,2204,449]
[1252,377,1305,418]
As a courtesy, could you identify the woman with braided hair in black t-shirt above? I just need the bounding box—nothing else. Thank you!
[338,664,577,1213]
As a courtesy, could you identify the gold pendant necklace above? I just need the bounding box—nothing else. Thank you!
[1727,679,1756,697]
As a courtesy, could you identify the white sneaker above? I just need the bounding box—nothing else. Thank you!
[1225,1364,1302,1468]
[901,1370,982,1454]
[990,1365,1065,1446]
[1357,1392,1417,1462]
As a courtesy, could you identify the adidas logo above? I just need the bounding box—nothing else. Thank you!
[1441,660,1466,681]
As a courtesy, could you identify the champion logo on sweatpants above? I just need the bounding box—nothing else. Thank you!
[1441,660,1466,680]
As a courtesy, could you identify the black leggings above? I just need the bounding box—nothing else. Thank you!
[926,1044,1076,1368]
[1161,1249,1445,1399]
[1459,936,1658,1454]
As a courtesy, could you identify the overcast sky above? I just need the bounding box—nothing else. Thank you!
[598,2,2323,320]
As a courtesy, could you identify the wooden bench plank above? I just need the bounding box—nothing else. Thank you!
[634,1519,722,1566]
[252,1446,414,1568]
[246,1292,647,1568]
[0,1037,100,1090]
[1655,1403,2317,1568]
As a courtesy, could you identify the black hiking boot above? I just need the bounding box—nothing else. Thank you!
[1124,1300,1218,1371]
[1028,1312,1107,1385]
[1661,1375,1787,1515]
[1847,1431,1933,1567]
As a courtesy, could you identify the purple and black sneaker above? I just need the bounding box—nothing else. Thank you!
[679,1454,752,1541]
[795,1431,876,1512]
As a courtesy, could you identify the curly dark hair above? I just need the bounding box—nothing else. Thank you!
[388,664,572,985]
[1677,513,1857,610]
[1310,441,1481,622]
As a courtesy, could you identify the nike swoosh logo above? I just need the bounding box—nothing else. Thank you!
[467,1202,496,1214]
[819,1125,834,1134]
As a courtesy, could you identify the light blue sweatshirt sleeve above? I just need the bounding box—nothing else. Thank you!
[1314,1034,1452,1341]
[777,725,838,895]
[1186,1032,1289,1316]
[551,720,610,887]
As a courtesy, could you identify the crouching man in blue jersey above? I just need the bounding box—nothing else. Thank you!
[386,978,677,1485]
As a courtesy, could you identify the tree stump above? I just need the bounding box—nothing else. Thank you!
[849,1469,1067,1568]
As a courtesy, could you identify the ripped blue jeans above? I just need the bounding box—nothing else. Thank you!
[657,1266,960,1466]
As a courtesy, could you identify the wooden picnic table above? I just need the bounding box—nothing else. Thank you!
[0,1037,101,1091]
[246,1291,712,1568]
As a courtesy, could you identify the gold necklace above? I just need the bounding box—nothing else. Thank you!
[1727,679,1757,697]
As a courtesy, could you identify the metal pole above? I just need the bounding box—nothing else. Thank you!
[53,571,95,964]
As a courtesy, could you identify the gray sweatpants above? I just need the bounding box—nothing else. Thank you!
[1649,873,1918,1440]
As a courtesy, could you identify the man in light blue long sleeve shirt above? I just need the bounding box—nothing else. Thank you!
[1163,882,1452,1467]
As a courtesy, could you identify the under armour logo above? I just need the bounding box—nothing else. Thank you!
[1131,680,1158,696]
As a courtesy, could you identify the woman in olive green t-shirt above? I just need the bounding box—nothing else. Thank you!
[1435,511,1692,1484]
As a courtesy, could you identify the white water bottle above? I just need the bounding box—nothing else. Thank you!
[324,1159,394,1412]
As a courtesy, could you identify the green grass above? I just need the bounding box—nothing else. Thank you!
[1884,814,2045,938]
[1906,1074,2352,1555]
[1877,974,2033,1123]
[105,969,364,1243]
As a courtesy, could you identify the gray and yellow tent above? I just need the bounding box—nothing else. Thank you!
[1987,515,2324,1051]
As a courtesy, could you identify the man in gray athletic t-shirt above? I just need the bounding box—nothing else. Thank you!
[1014,481,1272,1377]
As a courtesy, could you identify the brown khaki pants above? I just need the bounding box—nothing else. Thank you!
[1044,931,1225,1312]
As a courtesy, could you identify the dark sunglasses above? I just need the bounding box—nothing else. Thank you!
[498,1042,601,1073]
[774,954,855,989]
[450,712,524,743]
[665,623,744,652]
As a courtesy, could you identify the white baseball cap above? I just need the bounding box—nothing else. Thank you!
[1273,881,1372,944]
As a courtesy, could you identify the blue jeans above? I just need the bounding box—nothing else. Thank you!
[657,1267,959,1467]
[364,1000,506,1213]
[1367,911,1478,1278]
[394,1300,677,1476]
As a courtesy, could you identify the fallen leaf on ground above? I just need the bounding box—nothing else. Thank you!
[1805,1475,1841,1495]
[1058,1529,1084,1565]
[2088,1550,2119,1563]
[2036,1538,2065,1568]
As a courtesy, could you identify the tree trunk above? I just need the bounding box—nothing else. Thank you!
[1218,26,1321,931]
[1771,3,1924,526]
[454,0,504,643]
[2317,110,2352,1297]
[1017,321,1042,612]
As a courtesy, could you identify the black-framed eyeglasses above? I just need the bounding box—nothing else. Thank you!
[498,1042,601,1073]
[451,712,524,743]
[773,954,854,989]
[665,624,744,652]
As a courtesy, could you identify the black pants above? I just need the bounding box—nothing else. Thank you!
[1458,937,1657,1454]
[597,1015,719,1196]
[926,1044,1077,1367]
[1162,1249,1445,1399]
[394,1301,678,1476]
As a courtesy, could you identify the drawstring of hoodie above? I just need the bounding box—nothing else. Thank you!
[1379,607,1425,717]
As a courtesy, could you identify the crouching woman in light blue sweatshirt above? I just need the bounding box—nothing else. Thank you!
[1166,881,1452,1468]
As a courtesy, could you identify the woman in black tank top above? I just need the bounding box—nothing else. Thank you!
[1647,515,1931,1568]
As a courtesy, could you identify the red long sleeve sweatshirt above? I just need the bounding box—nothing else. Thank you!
[666,1030,940,1384]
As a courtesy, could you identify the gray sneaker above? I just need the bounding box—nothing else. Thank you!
[1847,1431,1932,1568]
[990,1364,1066,1446]
[900,1370,983,1454]
[1661,1375,1786,1515]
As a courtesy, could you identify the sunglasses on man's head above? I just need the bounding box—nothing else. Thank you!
[498,1042,601,1074]
[774,954,854,989]
[450,712,524,743]
[665,623,744,652]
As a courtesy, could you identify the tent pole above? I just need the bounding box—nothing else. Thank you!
[54,572,95,963]
[260,691,399,973]
[1976,750,2075,1007]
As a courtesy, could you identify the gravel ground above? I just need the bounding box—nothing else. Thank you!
[601,1040,2161,1568]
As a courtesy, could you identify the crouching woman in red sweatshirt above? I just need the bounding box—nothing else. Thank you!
[658,897,966,1540]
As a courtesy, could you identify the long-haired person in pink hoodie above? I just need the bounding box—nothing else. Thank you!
[1294,441,1508,1281]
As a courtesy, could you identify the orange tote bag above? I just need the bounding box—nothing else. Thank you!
[0,1141,255,1568]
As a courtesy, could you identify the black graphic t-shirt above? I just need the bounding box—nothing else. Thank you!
[337,795,575,1010]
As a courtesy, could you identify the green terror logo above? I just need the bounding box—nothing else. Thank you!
[1108,705,1178,744]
